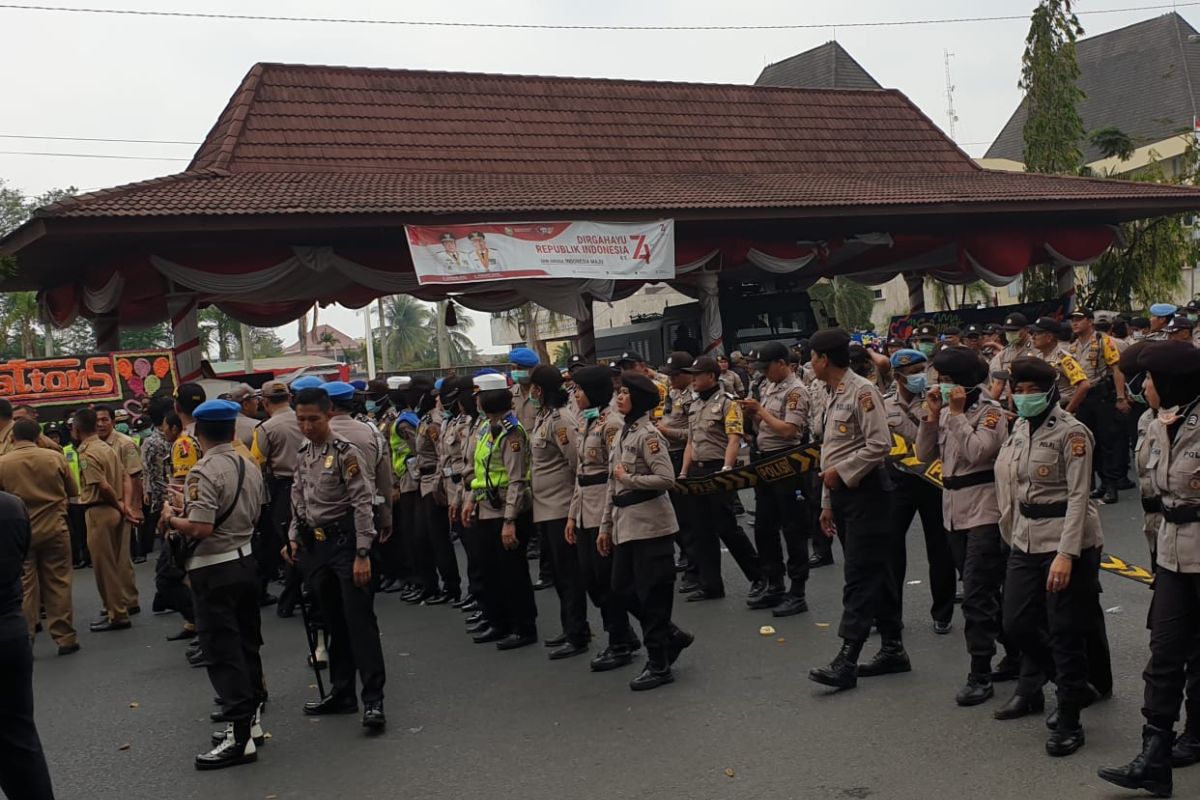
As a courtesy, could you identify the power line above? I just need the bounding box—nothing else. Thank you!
[0,133,198,145]
[0,150,188,162]
[0,2,1197,32]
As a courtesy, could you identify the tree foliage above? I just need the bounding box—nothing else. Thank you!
[380,294,478,368]
[808,277,875,330]
[2,180,77,277]
[198,307,283,361]
[1020,0,1085,175]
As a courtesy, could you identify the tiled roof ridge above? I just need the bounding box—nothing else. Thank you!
[1076,10,1194,52]
[190,63,266,172]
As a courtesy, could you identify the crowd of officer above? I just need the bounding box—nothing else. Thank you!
[7,300,1200,796]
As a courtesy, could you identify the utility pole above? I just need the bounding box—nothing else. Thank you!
[362,307,377,378]
[376,297,389,373]
[240,324,255,374]
[435,300,451,369]
[943,49,959,142]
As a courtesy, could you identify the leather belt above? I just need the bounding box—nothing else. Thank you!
[612,489,665,508]
[187,544,251,571]
[942,470,996,491]
[1019,501,1068,519]
[1162,504,1200,524]
[577,473,607,487]
[449,474,462,484]
[418,466,437,476]
[1141,496,1163,514]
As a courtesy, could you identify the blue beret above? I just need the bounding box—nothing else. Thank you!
[508,347,540,368]
[474,367,500,376]
[322,381,355,400]
[349,380,367,390]
[291,376,323,391]
[1151,303,1178,317]
[193,399,240,422]
[398,411,421,428]
[434,378,445,391]
[890,348,928,369]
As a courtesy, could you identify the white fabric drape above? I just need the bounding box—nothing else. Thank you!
[82,271,125,314]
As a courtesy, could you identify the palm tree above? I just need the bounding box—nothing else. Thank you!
[318,330,339,361]
[0,291,40,357]
[382,294,435,365]
[495,303,564,363]
[807,277,875,330]
[198,307,239,361]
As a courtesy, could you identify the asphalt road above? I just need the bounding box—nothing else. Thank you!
[27,492,1193,800]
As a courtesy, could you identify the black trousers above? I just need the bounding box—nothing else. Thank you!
[255,478,290,588]
[687,462,761,594]
[136,504,159,559]
[889,473,956,625]
[190,556,264,723]
[300,540,386,704]
[380,491,417,585]
[153,546,195,624]
[1143,568,1200,730]
[612,536,676,668]
[417,492,461,595]
[576,527,638,645]
[831,471,896,642]
[668,450,697,580]
[476,513,537,636]
[1003,547,1101,709]
[540,518,589,644]
[753,461,810,596]
[458,511,486,602]
[0,625,55,800]
[68,503,88,565]
[947,524,1010,675]
[1076,391,1122,487]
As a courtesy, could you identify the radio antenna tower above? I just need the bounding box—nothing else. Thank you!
[944,49,959,142]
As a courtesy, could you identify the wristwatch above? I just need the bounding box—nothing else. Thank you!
[355,547,371,559]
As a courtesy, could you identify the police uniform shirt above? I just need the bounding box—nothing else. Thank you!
[599,418,677,544]
[441,413,472,509]
[568,411,621,530]
[988,340,1030,395]
[819,369,892,509]
[250,408,304,479]
[472,416,531,522]
[77,436,125,506]
[414,411,445,501]
[658,387,692,453]
[171,430,201,479]
[184,443,265,558]
[289,438,376,550]
[686,389,743,463]
[530,405,579,523]
[234,414,258,450]
[995,406,1102,556]
[101,429,143,478]
[916,400,1007,529]
[757,372,809,451]
[1067,333,1121,386]
[807,378,830,444]
[1135,407,1161,554]
[511,385,539,434]
[719,370,745,398]
[1025,344,1088,403]
[0,441,76,535]
[1146,409,1200,572]
[330,414,393,529]
[882,388,925,443]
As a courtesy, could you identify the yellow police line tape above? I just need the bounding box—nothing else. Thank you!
[672,433,1154,587]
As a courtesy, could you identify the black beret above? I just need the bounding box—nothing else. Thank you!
[1130,316,1150,328]
[572,365,613,408]
[1139,340,1200,376]
[809,327,851,354]
[1010,356,1058,386]
[530,364,564,392]
[621,371,661,411]
[754,341,789,363]
[931,347,988,385]
[684,355,721,376]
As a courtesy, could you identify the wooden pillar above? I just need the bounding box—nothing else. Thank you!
[903,272,926,315]
[574,299,596,362]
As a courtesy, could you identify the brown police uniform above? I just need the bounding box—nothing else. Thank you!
[101,428,142,609]
[0,441,77,646]
[78,436,131,624]
[412,410,459,599]
[531,404,586,643]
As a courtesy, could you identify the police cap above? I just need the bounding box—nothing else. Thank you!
[1069,308,1094,320]
[291,376,323,391]
[913,324,937,340]
[663,351,695,376]
[809,328,852,355]
[192,399,241,422]
[1029,316,1061,334]
[261,380,290,399]
[1167,315,1196,332]
[1002,313,1029,331]
[684,355,721,377]
[753,341,790,365]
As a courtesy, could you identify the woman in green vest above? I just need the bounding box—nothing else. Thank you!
[461,373,538,651]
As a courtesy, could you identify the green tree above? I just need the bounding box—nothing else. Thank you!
[120,324,173,350]
[1088,126,1135,165]
[379,294,479,368]
[807,277,875,330]
[925,278,993,311]
[2,181,78,276]
[0,291,41,357]
[1019,0,1085,302]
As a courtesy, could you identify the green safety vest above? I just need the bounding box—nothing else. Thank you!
[63,444,81,492]
[389,422,412,478]
[470,417,530,493]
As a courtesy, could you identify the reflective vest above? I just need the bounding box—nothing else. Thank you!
[389,422,411,479]
[63,444,81,492]
[470,416,529,492]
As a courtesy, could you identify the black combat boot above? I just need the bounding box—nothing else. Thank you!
[955,673,994,707]
[1172,720,1200,768]
[1098,724,1174,797]
[1046,703,1085,757]
[746,579,784,609]
[857,638,912,678]
[809,639,863,690]
[195,721,256,771]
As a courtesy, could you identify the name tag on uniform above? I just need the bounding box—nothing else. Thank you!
[324,454,334,468]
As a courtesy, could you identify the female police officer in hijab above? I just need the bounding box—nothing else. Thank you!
[600,372,694,691]
[996,357,1103,758]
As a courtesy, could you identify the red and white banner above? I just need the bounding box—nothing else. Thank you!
[405,220,674,285]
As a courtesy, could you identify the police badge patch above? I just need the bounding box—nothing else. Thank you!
[1036,465,1052,478]
[345,455,360,478]
[556,428,570,445]
[647,438,661,455]
[859,392,875,412]
[187,482,199,502]
[509,438,521,452]
[1068,433,1087,458]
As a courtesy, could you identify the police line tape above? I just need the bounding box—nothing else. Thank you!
[672,435,1154,587]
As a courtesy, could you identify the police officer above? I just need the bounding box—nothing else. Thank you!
[461,373,538,650]
[509,348,541,436]
[284,387,386,730]
[0,419,79,655]
[988,312,1032,401]
[381,376,421,598]
[918,347,1012,707]
[656,352,698,588]
[1167,315,1195,344]
[602,372,694,691]
[1067,308,1130,504]
[528,365,587,659]
[913,324,939,361]
[883,347,957,637]
[679,355,763,602]
[807,329,896,690]
[1099,342,1200,793]
[566,366,642,672]
[739,341,812,616]
[443,377,483,611]
[1148,303,1177,341]
[409,382,461,604]
[162,399,266,769]
[997,357,1104,758]
[251,381,305,615]
[1025,317,1090,416]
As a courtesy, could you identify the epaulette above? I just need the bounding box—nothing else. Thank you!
[500,416,518,432]
[331,439,351,452]
[298,440,313,452]
[722,391,736,401]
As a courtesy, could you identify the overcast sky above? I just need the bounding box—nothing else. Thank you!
[2,0,1187,351]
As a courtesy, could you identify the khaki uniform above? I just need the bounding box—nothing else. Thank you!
[1135,407,1161,557]
[1068,334,1121,386]
[234,415,258,450]
[330,414,393,531]
[441,413,473,509]
[511,385,539,434]
[1146,409,1200,573]
[1025,345,1088,404]
[686,390,742,464]
[807,378,829,444]
[988,340,1031,401]
[658,387,691,453]
[568,411,621,530]
[101,429,141,608]
[530,406,578,523]
[819,370,892,509]
[251,409,304,479]
[600,418,677,544]
[78,436,133,623]
[414,412,446,503]
[0,441,77,644]
[719,370,745,398]
[183,443,265,560]
[757,373,809,450]
[995,406,1102,556]
[0,423,63,456]
[883,388,925,443]
[289,438,376,551]
[917,401,1007,529]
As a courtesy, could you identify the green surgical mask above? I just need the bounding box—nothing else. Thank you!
[511,369,529,382]
[582,407,600,421]
[939,383,958,403]
[1013,391,1051,418]
[530,397,542,410]
[917,341,935,357]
